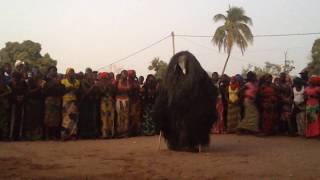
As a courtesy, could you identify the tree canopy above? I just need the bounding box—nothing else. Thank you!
[148,57,168,80]
[307,39,320,75]
[0,40,57,74]
[212,6,253,75]
[242,61,295,77]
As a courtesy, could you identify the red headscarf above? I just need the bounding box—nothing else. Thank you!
[98,72,108,80]
[229,76,240,90]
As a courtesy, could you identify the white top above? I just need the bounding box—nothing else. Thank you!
[293,87,304,105]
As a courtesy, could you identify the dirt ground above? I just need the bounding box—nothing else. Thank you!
[0,134,320,180]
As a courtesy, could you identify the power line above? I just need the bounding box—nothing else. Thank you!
[97,34,171,71]
[175,32,320,38]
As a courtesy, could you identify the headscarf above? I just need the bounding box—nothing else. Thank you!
[14,60,24,68]
[309,76,320,86]
[65,68,74,75]
[98,72,108,80]
[229,76,240,90]
[127,70,136,79]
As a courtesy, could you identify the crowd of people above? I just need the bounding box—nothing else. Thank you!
[0,59,319,141]
[212,70,320,138]
[0,61,159,141]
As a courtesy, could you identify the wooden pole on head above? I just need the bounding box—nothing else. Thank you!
[171,31,175,56]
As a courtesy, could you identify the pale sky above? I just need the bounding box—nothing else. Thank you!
[1,0,320,76]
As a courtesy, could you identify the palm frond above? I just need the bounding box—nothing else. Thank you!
[213,14,226,22]
[237,23,253,43]
[212,26,226,52]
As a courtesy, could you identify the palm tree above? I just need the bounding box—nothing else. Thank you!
[212,6,253,75]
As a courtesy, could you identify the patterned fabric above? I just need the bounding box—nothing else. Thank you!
[100,96,115,138]
[259,85,278,135]
[115,97,129,137]
[61,100,79,139]
[227,103,241,133]
[295,103,306,136]
[44,97,61,127]
[61,79,80,102]
[141,103,156,136]
[212,97,224,134]
[237,82,259,132]
[129,99,142,136]
[305,86,320,137]
[237,99,259,132]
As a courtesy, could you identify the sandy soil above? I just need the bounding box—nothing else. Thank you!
[0,134,320,180]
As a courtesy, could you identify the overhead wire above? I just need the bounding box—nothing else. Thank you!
[97,33,171,71]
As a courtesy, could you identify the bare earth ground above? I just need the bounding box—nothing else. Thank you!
[0,134,320,180]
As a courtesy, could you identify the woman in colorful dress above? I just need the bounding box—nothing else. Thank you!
[141,74,157,136]
[115,70,130,137]
[227,77,241,133]
[304,76,320,138]
[60,68,80,140]
[237,71,259,134]
[128,70,142,136]
[99,72,116,138]
[24,69,45,140]
[0,75,12,140]
[293,77,306,136]
[257,74,278,135]
[43,66,64,140]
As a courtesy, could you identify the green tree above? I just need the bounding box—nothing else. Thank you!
[242,61,294,77]
[307,39,320,75]
[212,6,253,75]
[148,57,168,80]
[0,40,57,74]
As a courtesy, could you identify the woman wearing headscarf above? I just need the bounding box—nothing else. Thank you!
[115,70,130,137]
[304,76,320,138]
[42,66,64,140]
[257,74,278,135]
[226,76,241,133]
[141,74,157,135]
[78,68,100,139]
[128,70,142,136]
[237,71,259,134]
[98,72,116,138]
[60,68,80,140]
[23,68,45,140]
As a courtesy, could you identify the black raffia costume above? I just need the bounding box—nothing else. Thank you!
[153,51,218,151]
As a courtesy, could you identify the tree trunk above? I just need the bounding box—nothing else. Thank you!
[221,51,231,75]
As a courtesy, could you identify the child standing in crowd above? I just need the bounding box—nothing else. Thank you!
[293,77,306,137]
